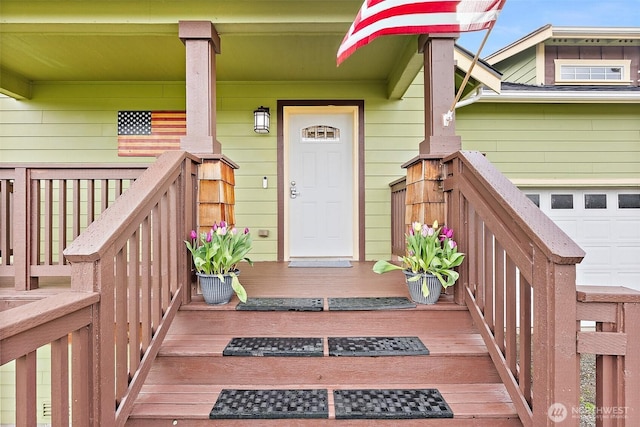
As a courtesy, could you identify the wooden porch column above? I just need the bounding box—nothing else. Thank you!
[179,21,222,154]
[179,21,238,228]
[418,34,462,156]
[403,34,461,228]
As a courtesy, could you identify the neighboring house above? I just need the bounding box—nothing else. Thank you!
[456,25,640,291]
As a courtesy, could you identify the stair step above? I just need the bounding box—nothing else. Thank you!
[127,383,521,426]
[170,308,476,336]
[147,354,500,386]
[159,333,488,357]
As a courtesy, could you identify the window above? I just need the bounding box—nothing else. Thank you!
[301,125,340,142]
[585,194,607,209]
[551,194,573,209]
[526,194,540,207]
[618,194,640,209]
[554,59,631,85]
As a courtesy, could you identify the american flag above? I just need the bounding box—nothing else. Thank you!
[337,0,506,65]
[117,111,186,157]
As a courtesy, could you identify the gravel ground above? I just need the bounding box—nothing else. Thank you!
[580,353,596,427]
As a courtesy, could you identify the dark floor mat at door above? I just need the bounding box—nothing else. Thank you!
[210,389,329,419]
[333,389,453,419]
[236,297,324,311]
[223,337,324,357]
[328,297,416,310]
[328,336,429,356]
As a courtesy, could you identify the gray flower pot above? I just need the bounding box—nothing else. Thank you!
[197,272,238,305]
[403,271,442,304]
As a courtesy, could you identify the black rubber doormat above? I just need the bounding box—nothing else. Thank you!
[328,337,429,356]
[328,297,416,311]
[210,389,329,419]
[236,297,324,311]
[223,337,324,357]
[333,389,453,419]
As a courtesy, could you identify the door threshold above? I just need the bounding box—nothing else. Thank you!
[288,258,353,268]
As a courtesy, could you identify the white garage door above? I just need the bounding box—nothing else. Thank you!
[523,188,640,292]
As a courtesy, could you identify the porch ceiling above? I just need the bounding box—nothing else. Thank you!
[0,0,425,99]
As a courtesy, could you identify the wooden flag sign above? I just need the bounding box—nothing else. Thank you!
[117,111,186,157]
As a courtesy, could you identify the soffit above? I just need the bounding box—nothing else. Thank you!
[0,0,497,99]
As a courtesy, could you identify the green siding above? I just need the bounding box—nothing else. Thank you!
[457,103,640,180]
[492,47,537,84]
[0,78,425,263]
[2,75,639,265]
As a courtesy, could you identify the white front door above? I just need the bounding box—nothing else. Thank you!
[285,107,356,259]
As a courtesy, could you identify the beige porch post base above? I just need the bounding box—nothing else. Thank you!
[197,156,239,232]
[402,155,445,229]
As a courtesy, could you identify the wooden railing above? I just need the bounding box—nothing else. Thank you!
[576,286,639,426]
[389,177,407,257]
[0,151,199,426]
[0,163,147,290]
[442,150,587,426]
[0,292,99,425]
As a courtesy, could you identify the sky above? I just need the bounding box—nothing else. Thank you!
[457,0,640,56]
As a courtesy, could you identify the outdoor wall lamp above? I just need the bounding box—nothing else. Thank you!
[254,106,270,134]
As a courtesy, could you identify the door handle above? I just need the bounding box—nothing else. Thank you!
[290,181,300,199]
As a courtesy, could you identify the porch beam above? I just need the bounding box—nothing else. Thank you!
[386,37,423,100]
[0,66,31,100]
[179,21,222,154]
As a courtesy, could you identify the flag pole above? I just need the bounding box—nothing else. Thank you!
[444,25,495,126]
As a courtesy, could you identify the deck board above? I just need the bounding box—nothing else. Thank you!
[196,261,459,302]
[129,383,518,420]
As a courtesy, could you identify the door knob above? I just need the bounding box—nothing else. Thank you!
[290,181,300,199]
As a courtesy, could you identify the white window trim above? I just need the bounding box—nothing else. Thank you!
[554,59,632,85]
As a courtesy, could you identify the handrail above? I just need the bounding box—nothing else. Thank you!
[1,152,198,426]
[576,286,639,426]
[443,150,586,426]
[0,163,147,289]
[63,150,198,426]
[0,292,99,426]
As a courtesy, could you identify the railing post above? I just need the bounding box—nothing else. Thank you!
[69,256,116,427]
[623,302,639,425]
[533,258,579,426]
[12,167,38,290]
[444,157,466,305]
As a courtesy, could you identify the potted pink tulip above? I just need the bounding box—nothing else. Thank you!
[185,221,253,304]
[373,221,464,304]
